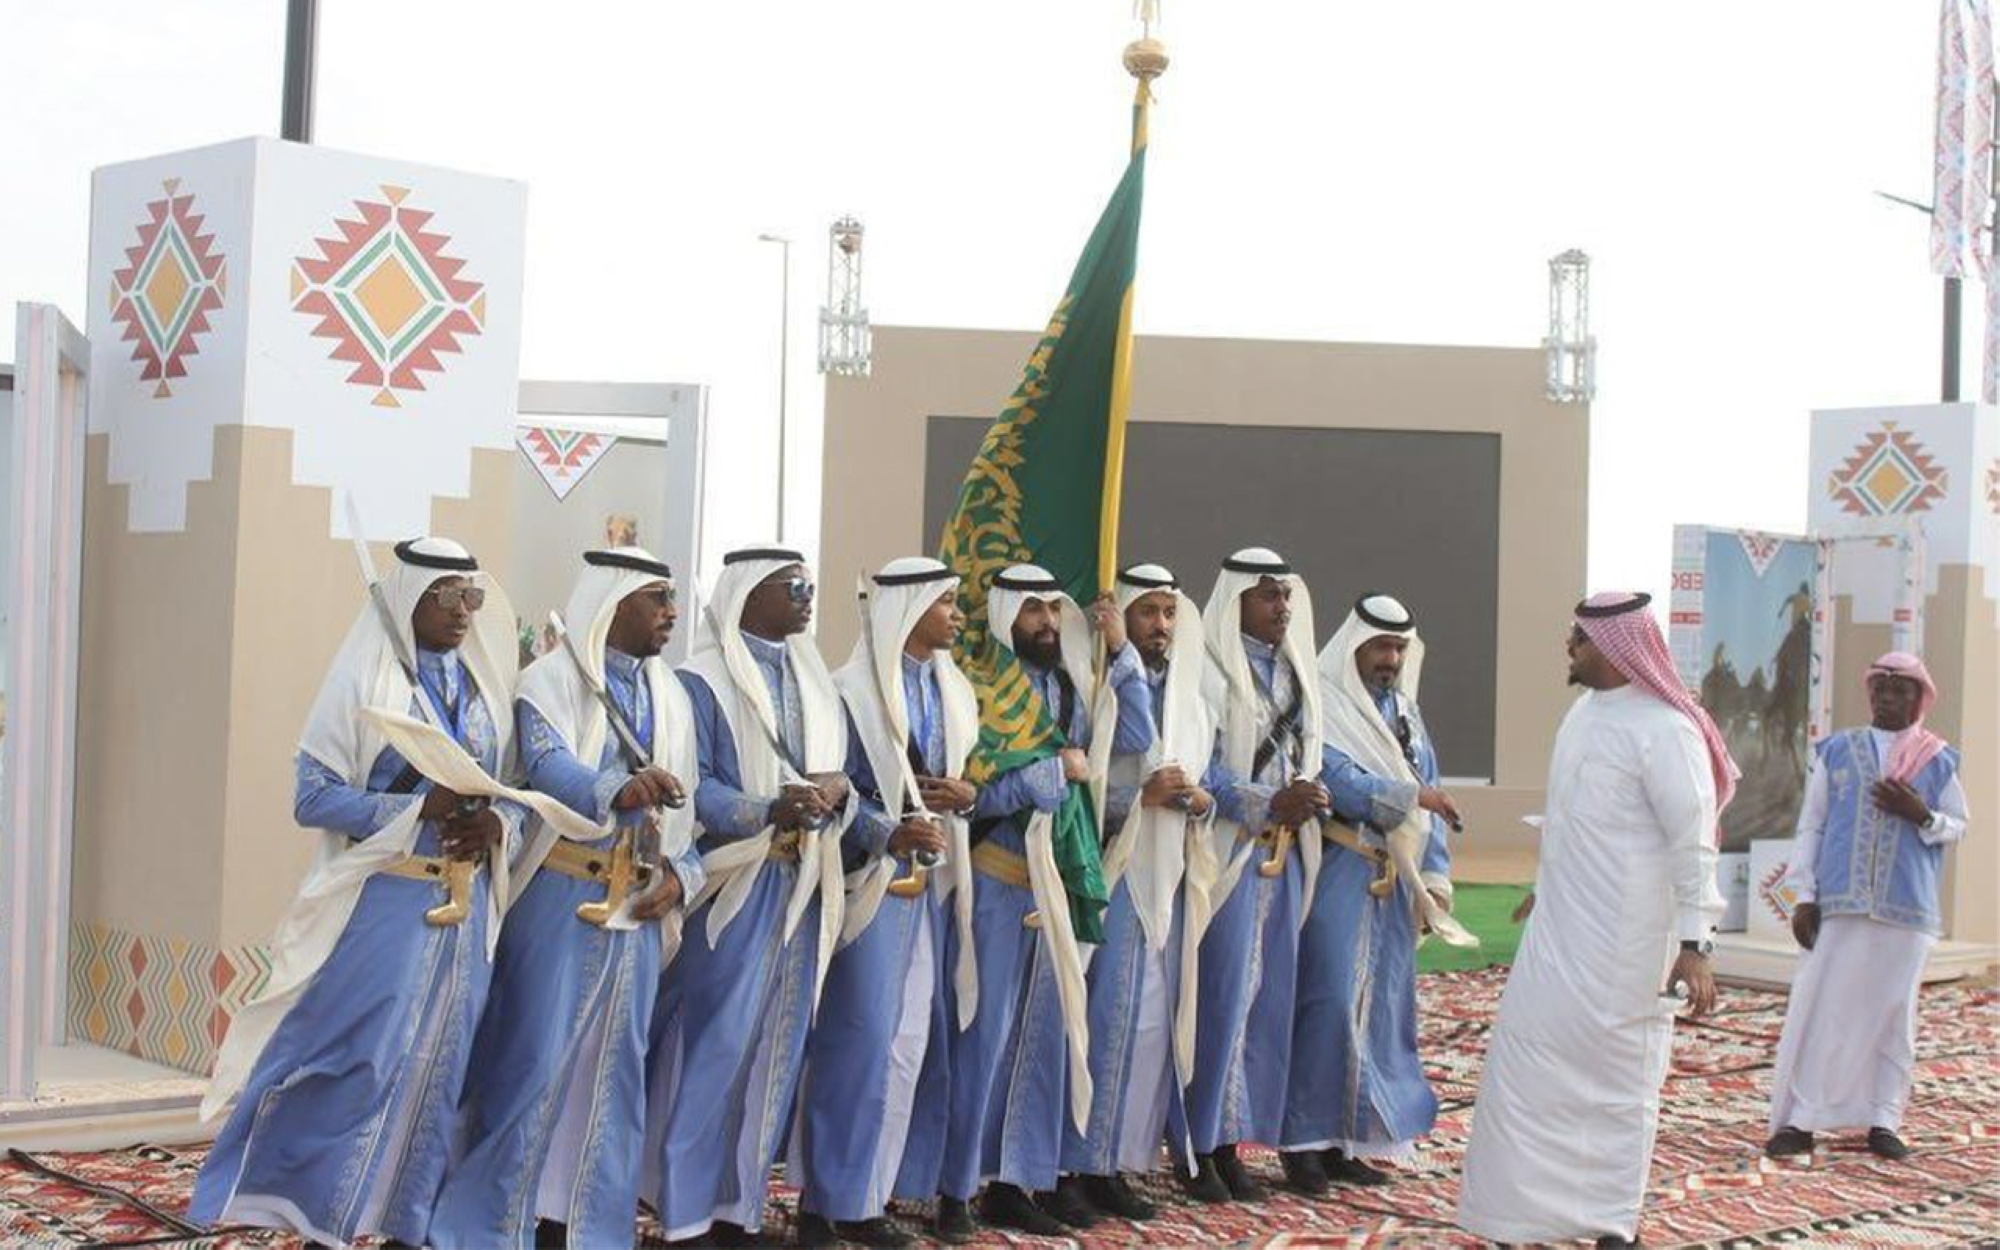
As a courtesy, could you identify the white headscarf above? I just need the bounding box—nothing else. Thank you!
[988,564,1097,710]
[987,563,1121,812]
[208,537,519,1121]
[1099,564,1215,1090]
[1200,547,1324,922]
[299,537,517,789]
[677,546,851,1005]
[833,557,982,1026]
[1318,594,1474,947]
[512,548,700,930]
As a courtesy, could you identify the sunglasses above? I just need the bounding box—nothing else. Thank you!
[425,585,487,612]
[634,585,677,608]
[776,577,816,605]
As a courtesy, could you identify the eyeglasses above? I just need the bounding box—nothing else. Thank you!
[425,585,487,612]
[781,577,816,605]
[634,585,677,608]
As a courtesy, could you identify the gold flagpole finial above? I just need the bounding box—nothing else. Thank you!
[1125,0,1168,82]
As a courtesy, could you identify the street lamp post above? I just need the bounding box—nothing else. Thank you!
[757,233,791,542]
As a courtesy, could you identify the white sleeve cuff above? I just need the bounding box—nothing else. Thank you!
[1675,907,1716,944]
[1919,810,1968,846]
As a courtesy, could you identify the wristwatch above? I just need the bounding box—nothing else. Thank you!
[1919,809,1940,832]
[1680,937,1714,958]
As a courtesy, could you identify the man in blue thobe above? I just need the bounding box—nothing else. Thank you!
[429,548,705,1249]
[1175,547,1332,1204]
[1280,592,1466,1194]
[931,563,1154,1240]
[193,538,524,1248]
[643,546,853,1245]
[1057,563,1224,1222]
[793,557,980,1248]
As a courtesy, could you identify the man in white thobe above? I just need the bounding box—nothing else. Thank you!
[1457,591,1737,1249]
[1764,650,1968,1162]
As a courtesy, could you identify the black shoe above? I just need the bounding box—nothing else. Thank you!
[1279,1149,1331,1196]
[534,1220,570,1249]
[1764,1125,1815,1157]
[709,1222,753,1247]
[1211,1143,1267,1202]
[1595,1236,1641,1248]
[794,1212,838,1247]
[835,1216,914,1247]
[1868,1126,1912,1160]
[934,1196,977,1245]
[1039,1176,1101,1228]
[1081,1172,1157,1220]
[980,1183,1068,1237]
[1182,1153,1231,1204]
[1323,1148,1392,1187]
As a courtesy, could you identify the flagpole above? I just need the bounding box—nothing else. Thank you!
[1097,29,1168,593]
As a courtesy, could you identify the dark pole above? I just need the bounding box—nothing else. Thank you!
[281,0,319,143]
[1943,277,1962,401]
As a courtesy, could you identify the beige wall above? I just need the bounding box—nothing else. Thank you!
[73,435,240,946]
[819,326,1590,879]
[74,427,517,951]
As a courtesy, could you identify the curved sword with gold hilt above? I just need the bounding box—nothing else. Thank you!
[1256,772,1336,876]
[344,493,485,927]
[1319,820,1398,898]
[548,610,686,925]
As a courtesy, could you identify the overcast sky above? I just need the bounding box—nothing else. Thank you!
[3,2,1955,603]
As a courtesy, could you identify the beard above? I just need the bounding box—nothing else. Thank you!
[1015,632,1062,669]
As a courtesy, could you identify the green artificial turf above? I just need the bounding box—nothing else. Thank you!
[1415,882,1532,974]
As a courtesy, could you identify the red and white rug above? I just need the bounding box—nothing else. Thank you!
[4,968,1993,1247]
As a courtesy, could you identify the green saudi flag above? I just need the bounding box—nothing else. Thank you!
[935,82,1152,944]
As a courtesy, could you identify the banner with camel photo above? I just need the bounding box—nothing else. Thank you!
[1670,526,1816,855]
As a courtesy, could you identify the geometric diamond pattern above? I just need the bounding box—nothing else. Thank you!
[65,922,271,1077]
[290,184,487,409]
[105,178,227,399]
[517,426,615,500]
[1827,422,1951,516]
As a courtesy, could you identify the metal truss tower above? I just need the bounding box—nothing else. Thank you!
[1544,249,1596,404]
[818,216,872,376]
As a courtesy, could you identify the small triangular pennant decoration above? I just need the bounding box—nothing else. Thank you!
[517,426,615,501]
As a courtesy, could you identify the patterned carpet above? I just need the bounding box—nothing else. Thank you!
[2,967,1993,1248]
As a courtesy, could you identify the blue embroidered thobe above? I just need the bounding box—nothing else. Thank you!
[795,655,953,1222]
[644,634,822,1238]
[935,644,1153,1199]
[192,650,524,1247]
[1063,665,1228,1177]
[1282,686,1449,1158]
[1176,636,1306,1155]
[430,649,706,1250]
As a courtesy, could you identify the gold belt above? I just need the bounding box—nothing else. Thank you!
[378,852,469,882]
[768,828,803,861]
[970,841,1031,889]
[544,837,626,883]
